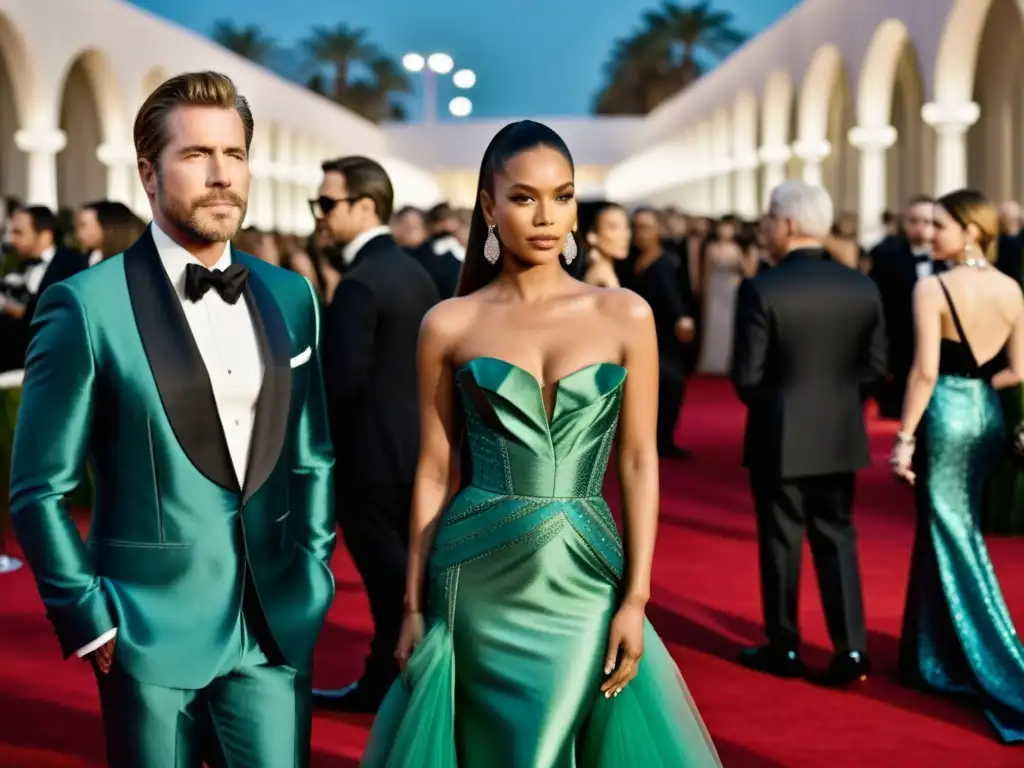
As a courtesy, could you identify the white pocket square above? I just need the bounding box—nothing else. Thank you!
[290,347,311,368]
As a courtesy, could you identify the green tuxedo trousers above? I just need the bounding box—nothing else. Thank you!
[96,608,311,768]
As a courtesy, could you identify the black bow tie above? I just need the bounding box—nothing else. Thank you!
[913,254,930,264]
[184,263,249,304]
[20,257,43,268]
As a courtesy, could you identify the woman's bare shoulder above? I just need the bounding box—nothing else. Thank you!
[595,287,653,326]
[420,294,481,345]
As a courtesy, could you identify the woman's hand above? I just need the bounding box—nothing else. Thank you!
[395,611,425,671]
[600,598,646,698]
[890,434,916,485]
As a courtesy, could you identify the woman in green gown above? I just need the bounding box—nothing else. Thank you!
[361,121,721,767]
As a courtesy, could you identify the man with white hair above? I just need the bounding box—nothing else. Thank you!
[731,180,887,687]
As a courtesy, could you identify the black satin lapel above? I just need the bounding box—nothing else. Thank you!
[124,229,239,492]
[241,269,292,504]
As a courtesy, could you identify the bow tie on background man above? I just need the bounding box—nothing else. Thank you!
[184,262,250,304]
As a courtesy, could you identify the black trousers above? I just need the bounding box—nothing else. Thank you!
[336,485,412,693]
[748,469,867,654]
[657,367,686,451]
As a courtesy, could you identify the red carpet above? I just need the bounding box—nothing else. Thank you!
[1,376,1022,767]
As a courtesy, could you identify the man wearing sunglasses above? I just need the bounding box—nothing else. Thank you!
[311,156,440,713]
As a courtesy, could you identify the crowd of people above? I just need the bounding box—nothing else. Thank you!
[3,67,1024,767]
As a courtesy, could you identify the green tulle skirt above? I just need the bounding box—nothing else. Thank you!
[360,495,720,768]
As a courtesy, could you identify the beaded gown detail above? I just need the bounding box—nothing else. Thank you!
[899,278,1024,743]
[361,357,721,767]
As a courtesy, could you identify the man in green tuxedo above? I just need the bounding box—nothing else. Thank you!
[9,71,336,767]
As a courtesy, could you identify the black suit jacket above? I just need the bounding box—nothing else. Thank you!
[732,248,887,479]
[868,236,926,381]
[322,234,441,493]
[408,236,462,299]
[1,247,88,371]
[997,232,1023,287]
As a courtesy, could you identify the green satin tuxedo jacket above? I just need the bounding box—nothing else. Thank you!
[9,229,336,690]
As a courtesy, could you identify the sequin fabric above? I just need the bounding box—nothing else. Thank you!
[899,374,1024,743]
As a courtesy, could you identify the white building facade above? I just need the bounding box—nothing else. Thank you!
[0,0,443,234]
[604,0,1022,245]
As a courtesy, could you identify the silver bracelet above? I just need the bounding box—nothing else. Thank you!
[895,431,915,445]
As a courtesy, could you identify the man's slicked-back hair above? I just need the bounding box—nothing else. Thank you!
[134,71,254,168]
[321,156,395,224]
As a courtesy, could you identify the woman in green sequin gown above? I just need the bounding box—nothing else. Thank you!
[891,190,1024,743]
[361,122,720,767]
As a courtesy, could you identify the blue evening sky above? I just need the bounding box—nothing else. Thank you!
[128,0,799,119]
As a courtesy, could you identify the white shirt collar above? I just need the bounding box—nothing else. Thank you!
[39,245,56,265]
[150,222,232,300]
[432,234,466,262]
[342,225,391,265]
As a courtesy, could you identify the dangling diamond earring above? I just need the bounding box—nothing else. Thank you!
[484,225,500,265]
[563,233,577,265]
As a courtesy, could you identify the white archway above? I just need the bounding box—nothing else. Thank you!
[966,0,1024,201]
[933,0,997,107]
[798,45,853,209]
[732,89,759,217]
[711,108,732,214]
[759,70,793,208]
[0,12,40,201]
[56,49,125,210]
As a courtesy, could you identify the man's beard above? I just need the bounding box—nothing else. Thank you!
[157,177,247,244]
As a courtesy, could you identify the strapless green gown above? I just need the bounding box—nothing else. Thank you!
[361,357,721,767]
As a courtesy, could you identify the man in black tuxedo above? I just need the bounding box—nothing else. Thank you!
[732,181,886,686]
[996,200,1023,287]
[868,195,936,419]
[0,205,86,371]
[407,202,463,299]
[312,156,440,712]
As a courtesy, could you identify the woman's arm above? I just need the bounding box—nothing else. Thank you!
[894,279,942,477]
[615,293,661,606]
[404,305,462,614]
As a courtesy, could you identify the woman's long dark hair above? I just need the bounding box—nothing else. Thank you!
[456,120,575,296]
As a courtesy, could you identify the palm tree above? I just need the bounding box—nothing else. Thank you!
[302,24,377,103]
[366,56,411,122]
[646,1,746,82]
[593,1,745,115]
[211,21,276,65]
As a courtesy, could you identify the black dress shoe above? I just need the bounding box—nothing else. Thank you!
[312,681,387,713]
[815,651,871,688]
[739,644,807,678]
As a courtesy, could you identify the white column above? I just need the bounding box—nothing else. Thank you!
[272,128,295,234]
[758,144,791,209]
[848,125,897,247]
[711,162,731,214]
[291,140,315,236]
[95,143,136,206]
[792,139,832,187]
[731,152,760,219]
[921,101,980,196]
[14,129,66,210]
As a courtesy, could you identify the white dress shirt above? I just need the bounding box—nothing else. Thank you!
[87,248,103,267]
[432,234,466,262]
[75,223,265,659]
[912,247,933,279]
[0,246,55,311]
[342,225,391,266]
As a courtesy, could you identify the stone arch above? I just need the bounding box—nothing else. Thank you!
[139,66,167,105]
[966,0,1024,201]
[56,49,125,209]
[732,90,759,218]
[933,0,996,106]
[711,108,732,214]
[857,20,910,130]
[798,44,843,145]
[0,12,40,200]
[759,70,793,207]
